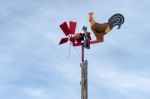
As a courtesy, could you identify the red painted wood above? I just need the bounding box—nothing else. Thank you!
[69,21,77,34]
[89,39,103,44]
[82,45,84,62]
[72,39,103,46]
[59,38,69,45]
[60,22,71,36]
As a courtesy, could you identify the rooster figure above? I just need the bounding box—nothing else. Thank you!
[89,12,125,40]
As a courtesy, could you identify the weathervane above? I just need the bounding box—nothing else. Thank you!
[59,12,124,99]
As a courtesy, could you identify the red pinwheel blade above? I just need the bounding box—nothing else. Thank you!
[60,22,71,36]
[59,37,69,45]
[69,21,77,34]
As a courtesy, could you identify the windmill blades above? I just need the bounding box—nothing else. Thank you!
[59,37,69,45]
[108,13,125,30]
[69,21,77,34]
[60,22,71,36]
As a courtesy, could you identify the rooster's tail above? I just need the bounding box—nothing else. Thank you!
[108,13,125,30]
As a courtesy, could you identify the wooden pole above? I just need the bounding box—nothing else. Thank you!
[80,60,88,99]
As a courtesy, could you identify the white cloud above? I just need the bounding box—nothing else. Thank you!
[91,67,150,94]
[24,88,52,99]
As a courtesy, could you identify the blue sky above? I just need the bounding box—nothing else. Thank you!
[0,0,150,99]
